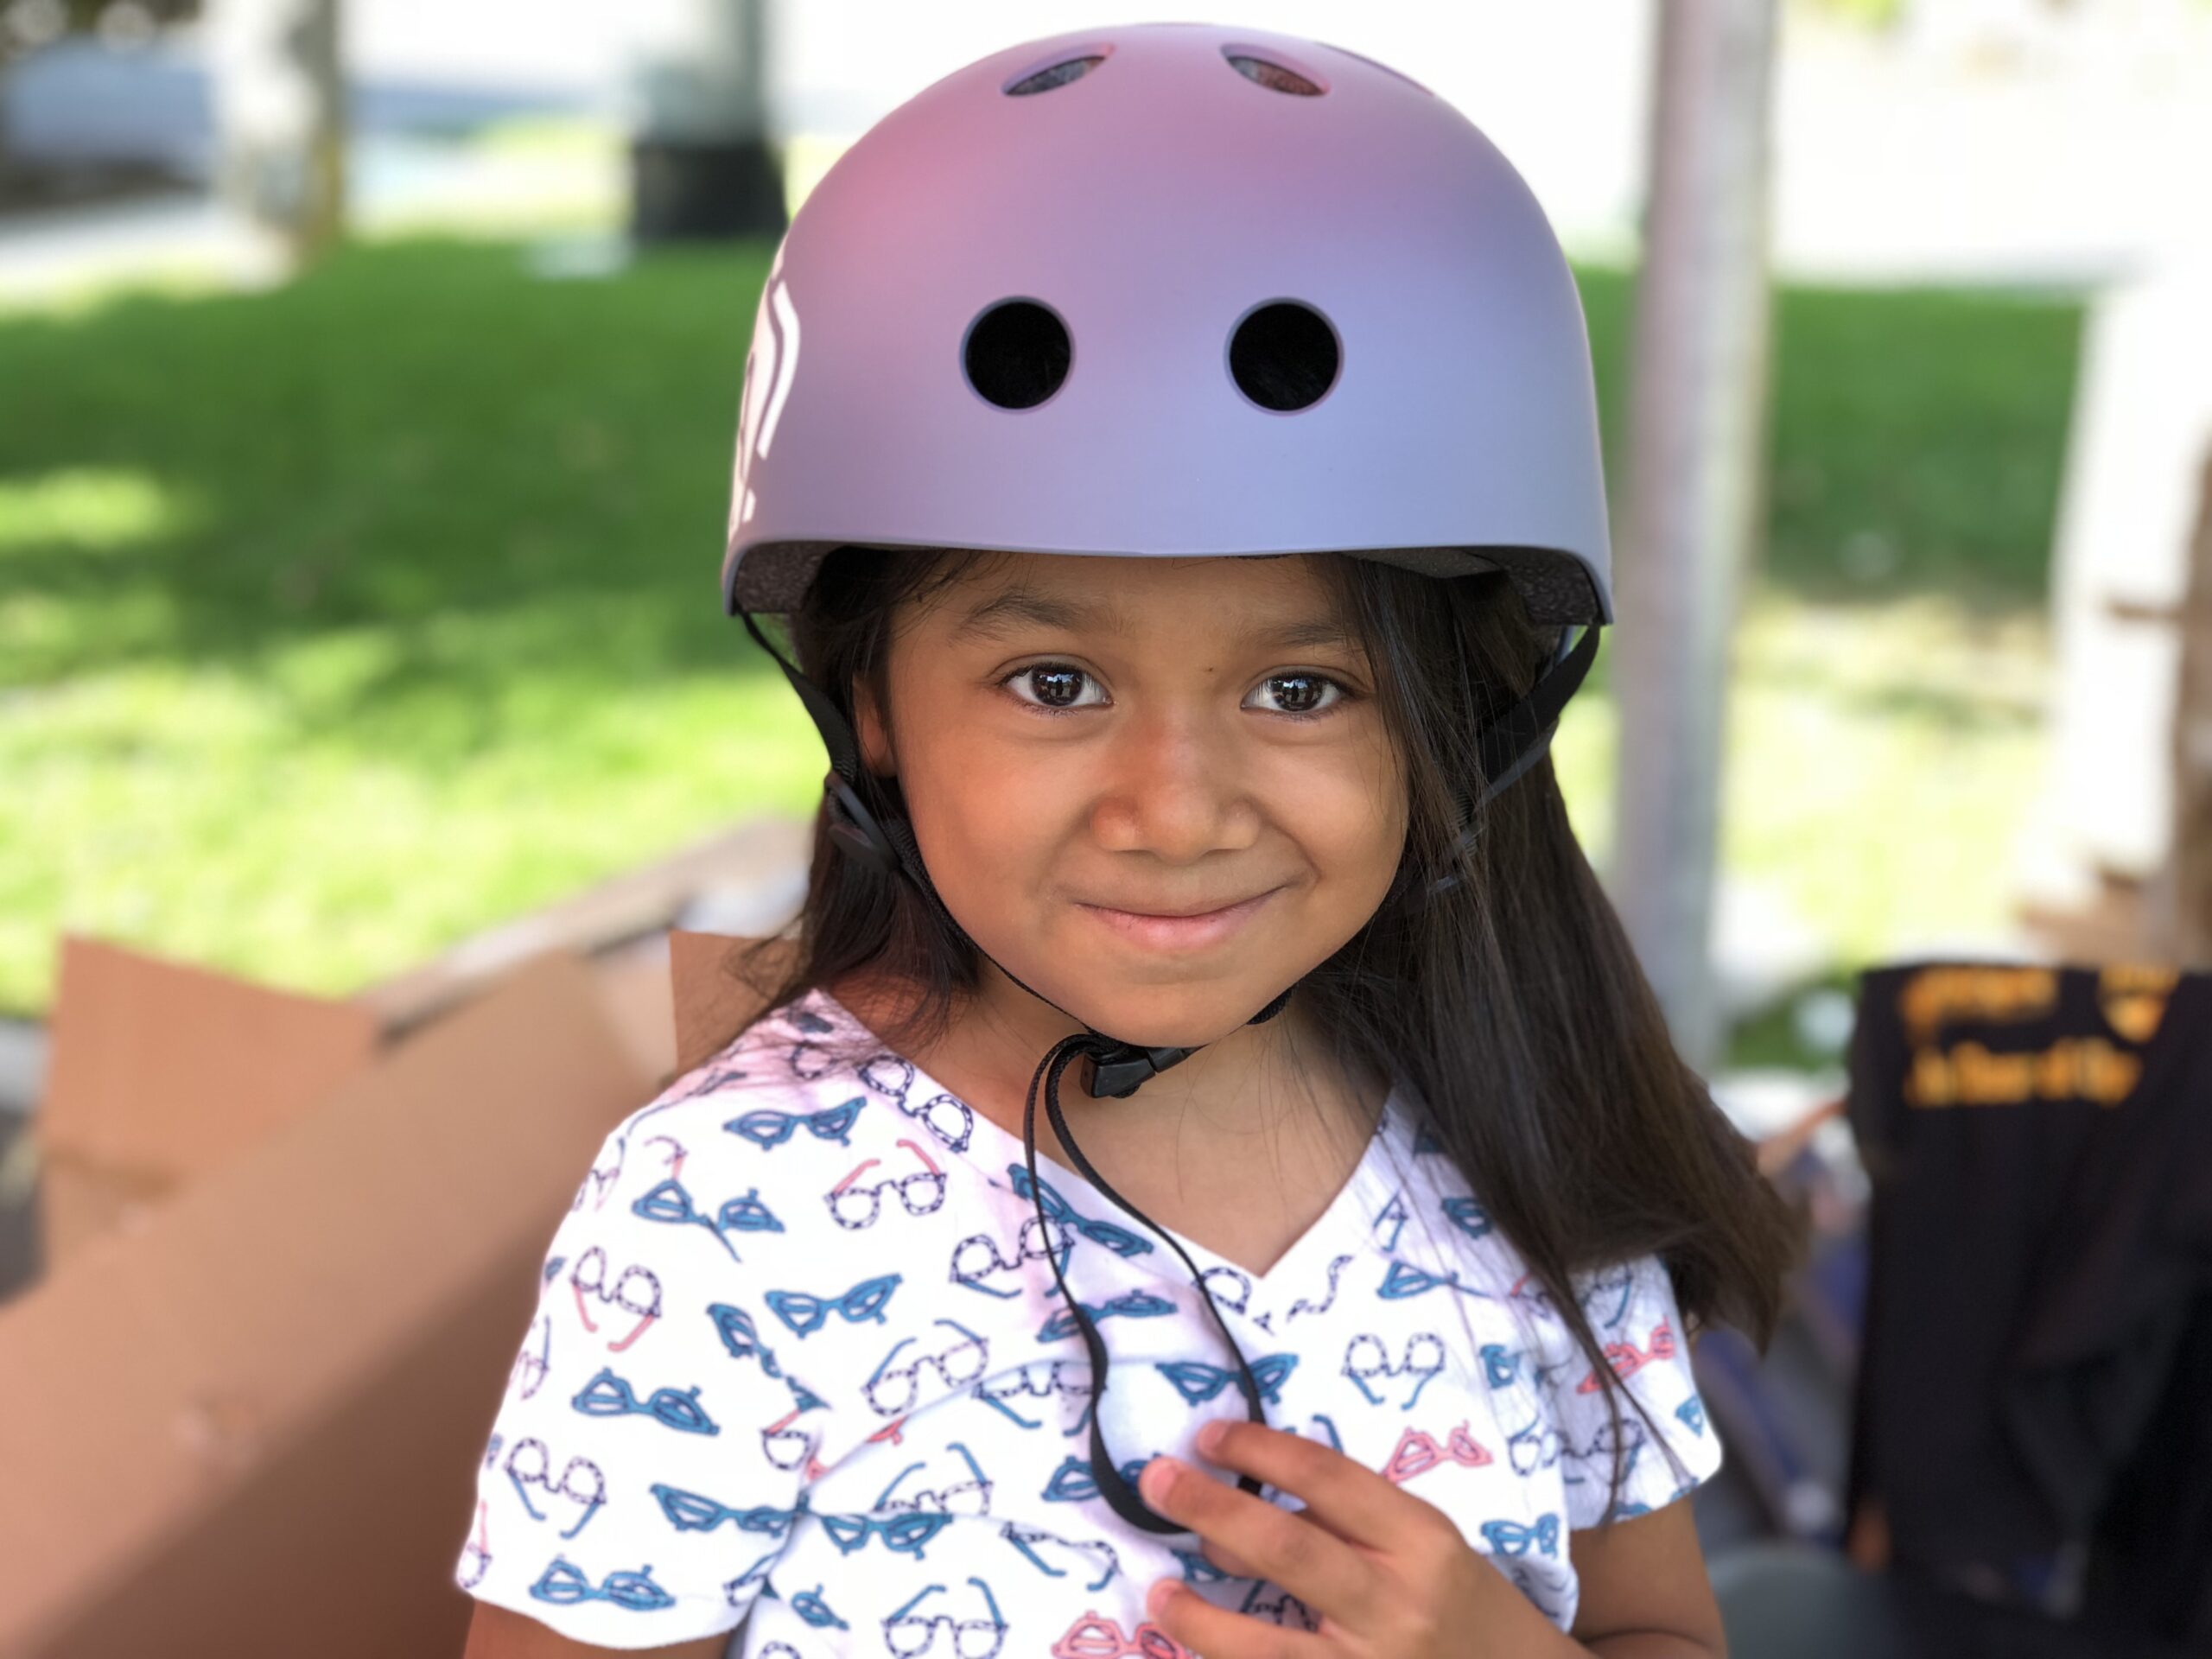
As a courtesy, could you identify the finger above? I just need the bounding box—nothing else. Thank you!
[1141,1453,1377,1630]
[1198,1419,1448,1556]
[1147,1577,1334,1659]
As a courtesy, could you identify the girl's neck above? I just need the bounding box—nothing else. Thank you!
[824,963,1388,1186]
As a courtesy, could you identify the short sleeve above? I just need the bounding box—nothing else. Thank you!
[453,1109,818,1650]
[1541,1252,1723,1529]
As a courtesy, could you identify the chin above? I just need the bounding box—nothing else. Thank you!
[1059,979,1279,1049]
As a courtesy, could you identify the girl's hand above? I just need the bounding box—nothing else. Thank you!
[1138,1415,1562,1656]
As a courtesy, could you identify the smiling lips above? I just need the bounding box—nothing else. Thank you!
[1075,887,1281,950]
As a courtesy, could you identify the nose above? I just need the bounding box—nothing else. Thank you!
[1085,696,1262,862]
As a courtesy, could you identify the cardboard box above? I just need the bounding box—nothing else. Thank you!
[0,948,667,1658]
[35,936,384,1274]
[0,807,811,1659]
[28,815,810,1274]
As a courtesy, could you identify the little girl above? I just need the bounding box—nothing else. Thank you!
[458,22,1800,1658]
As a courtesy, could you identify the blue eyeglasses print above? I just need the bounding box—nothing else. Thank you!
[788,1583,849,1630]
[1036,1287,1178,1345]
[876,1439,993,1517]
[761,1404,824,1476]
[829,1140,949,1230]
[569,1246,662,1351]
[784,1037,839,1083]
[723,1545,779,1605]
[885,1577,1008,1659]
[510,1313,551,1400]
[707,1300,785,1378]
[1284,1255,1354,1325]
[1155,1353,1298,1408]
[1507,1414,1566,1476]
[457,1498,491,1590]
[1481,1513,1562,1559]
[1480,1343,1522,1389]
[504,1437,607,1540]
[1378,1260,1497,1303]
[1576,1262,1637,1329]
[856,1052,913,1102]
[865,1318,990,1417]
[1373,1190,1411,1252]
[1002,1520,1122,1592]
[1441,1195,1494,1239]
[1343,1332,1447,1410]
[571,1365,721,1436]
[952,1215,1074,1300]
[726,1096,864,1149]
[649,1483,804,1538]
[818,1507,954,1559]
[1676,1395,1707,1435]
[973,1358,1095,1433]
[529,1554,676,1611]
[1301,1412,1346,1454]
[1042,1452,1155,1505]
[1005,1165,1156,1258]
[630,1177,784,1262]
[1566,1419,1647,1468]
[766,1271,901,1338]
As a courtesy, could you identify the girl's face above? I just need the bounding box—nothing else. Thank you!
[855,551,1408,1048]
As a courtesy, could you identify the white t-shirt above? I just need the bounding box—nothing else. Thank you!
[455,983,1723,1652]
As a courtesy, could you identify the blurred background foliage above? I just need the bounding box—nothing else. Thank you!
[0,216,2083,1058]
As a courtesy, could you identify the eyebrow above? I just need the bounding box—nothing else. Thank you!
[946,585,1359,652]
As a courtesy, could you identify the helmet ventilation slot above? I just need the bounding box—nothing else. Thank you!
[964,300,1074,410]
[1223,51,1325,96]
[1229,302,1340,411]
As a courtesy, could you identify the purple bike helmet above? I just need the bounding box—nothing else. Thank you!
[721,21,1611,1536]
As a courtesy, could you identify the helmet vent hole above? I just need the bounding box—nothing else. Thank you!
[1229,302,1339,412]
[1005,54,1106,96]
[1224,52,1324,96]
[964,300,1072,410]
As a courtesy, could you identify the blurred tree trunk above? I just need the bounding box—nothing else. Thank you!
[1611,0,1781,1076]
[626,0,785,243]
[209,0,346,270]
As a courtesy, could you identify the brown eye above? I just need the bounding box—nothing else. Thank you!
[999,662,1103,714]
[1247,672,1350,720]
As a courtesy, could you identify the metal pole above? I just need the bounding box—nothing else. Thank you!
[1610,0,1781,1073]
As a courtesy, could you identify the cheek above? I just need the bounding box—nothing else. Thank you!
[896,728,1062,882]
[1302,760,1409,901]
[1271,716,1407,879]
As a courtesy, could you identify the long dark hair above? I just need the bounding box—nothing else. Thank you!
[717,543,1806,1516]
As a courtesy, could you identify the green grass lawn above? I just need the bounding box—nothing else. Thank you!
[0,232,2083,1050]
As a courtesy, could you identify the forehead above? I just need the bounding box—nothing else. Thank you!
[926,550,1358,651]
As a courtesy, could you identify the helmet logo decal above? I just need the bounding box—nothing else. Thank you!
[729,243,800,537]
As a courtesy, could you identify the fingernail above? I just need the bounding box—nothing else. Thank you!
[1143,1457,1182,1502]
[1195,1420,1228,1455]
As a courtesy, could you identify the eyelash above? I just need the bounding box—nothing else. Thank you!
[994,660,1358,723]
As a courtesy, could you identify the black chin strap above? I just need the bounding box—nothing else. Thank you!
[1022,1033,1281,1530]
[738,601,1598,1533]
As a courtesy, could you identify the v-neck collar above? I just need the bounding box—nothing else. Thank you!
[802,983,1416,1323]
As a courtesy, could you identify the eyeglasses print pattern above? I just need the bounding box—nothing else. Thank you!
[460,988,1718,1643]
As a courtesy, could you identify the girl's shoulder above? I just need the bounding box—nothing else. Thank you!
[616,982,887,1133]
[572,982,916,1215]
